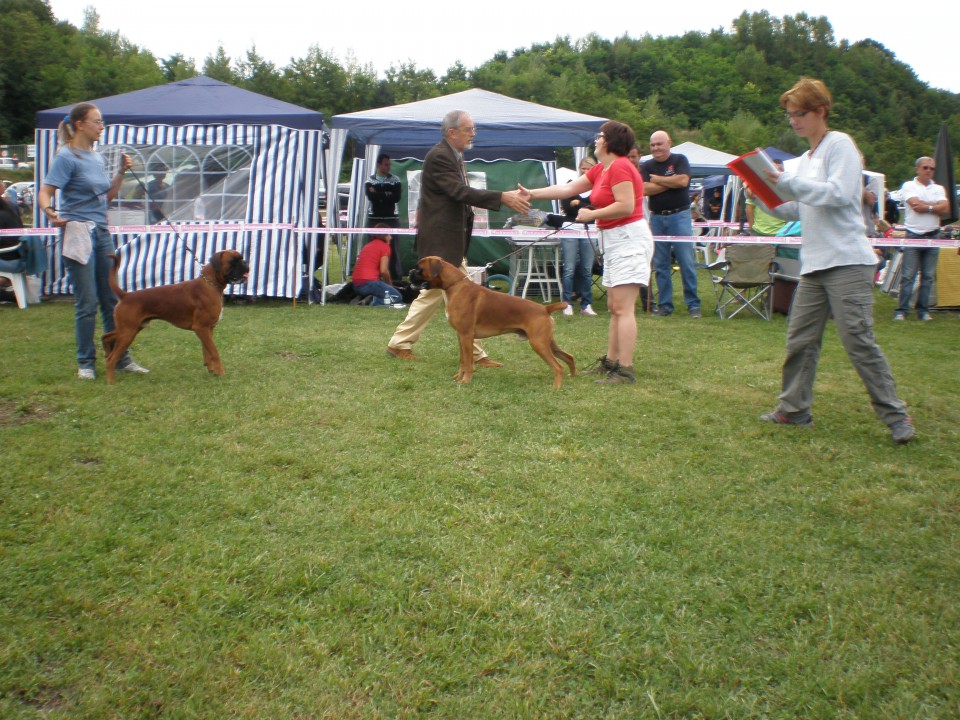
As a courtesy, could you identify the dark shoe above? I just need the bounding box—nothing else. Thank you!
[759,410,813,428]
[890,418,915,444]
[386,345,419,360]
[595,363,636,384]
[652,307,672,317]
[584,355,616,376]
[475,357,503,368]
[689,308,702,319]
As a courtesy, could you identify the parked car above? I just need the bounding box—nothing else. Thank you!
[0,158,18,170]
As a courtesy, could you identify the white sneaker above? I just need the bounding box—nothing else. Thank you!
[580,304,598,316]
[78,368,96,380]
[119,361,151,374]
[562,304,574,316]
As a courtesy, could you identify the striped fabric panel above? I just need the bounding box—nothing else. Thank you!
[35,124,322,298]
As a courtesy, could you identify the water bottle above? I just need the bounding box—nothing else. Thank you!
[384,289,392,307]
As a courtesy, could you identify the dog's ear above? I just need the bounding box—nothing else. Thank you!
[429,258,442,280]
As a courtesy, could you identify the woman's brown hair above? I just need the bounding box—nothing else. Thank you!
[780,77,832,119]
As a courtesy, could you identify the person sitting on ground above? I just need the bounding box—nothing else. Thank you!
[352,224,403,306]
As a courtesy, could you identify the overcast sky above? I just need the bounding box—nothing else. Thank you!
[49,0,959,95]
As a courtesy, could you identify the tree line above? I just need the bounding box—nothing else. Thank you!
[2,0,958,186]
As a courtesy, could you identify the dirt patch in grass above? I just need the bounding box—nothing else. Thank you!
[0,400,54,427]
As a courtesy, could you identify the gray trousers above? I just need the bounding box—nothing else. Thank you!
[778,264,908,426]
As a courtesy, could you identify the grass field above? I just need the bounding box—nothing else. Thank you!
[1,283,958,719]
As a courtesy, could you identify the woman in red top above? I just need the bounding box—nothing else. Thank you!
[520,120,653,384]
[352,225,403,306]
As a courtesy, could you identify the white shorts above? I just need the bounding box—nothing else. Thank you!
[600,219,654,288]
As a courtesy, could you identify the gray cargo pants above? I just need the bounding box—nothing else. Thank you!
[777,264,909,426]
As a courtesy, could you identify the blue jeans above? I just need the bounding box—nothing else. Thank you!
[895,241,939,316]
[561,236,594,306]
[650,208,700,313]
[355,279,402,306]
[0,244,26,273]
[63,225,129,370]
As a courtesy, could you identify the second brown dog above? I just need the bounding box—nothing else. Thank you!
[102,250,249,383]
[408,256,576,388]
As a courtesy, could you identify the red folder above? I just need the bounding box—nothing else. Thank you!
[727,149,790,208]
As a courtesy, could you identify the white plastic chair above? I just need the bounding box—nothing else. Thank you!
[0,243,28,309]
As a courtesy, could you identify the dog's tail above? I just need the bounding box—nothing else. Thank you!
[106,254,126,300]
[544,302,568,315]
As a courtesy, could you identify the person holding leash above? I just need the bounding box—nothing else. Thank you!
[520,120,653,384]
[36,102,149,380]
[386,110,530,363]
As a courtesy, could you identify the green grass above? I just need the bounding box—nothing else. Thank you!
[1,285,958,719]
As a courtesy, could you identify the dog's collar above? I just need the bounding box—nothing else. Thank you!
[201,274,219,288]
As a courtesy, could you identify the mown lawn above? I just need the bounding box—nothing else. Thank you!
[1,286,958,719]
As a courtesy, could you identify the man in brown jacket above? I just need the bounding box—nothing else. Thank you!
[386,110,530,361]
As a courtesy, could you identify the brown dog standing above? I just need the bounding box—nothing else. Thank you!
[409,256,576,388]
[102,250,249,383]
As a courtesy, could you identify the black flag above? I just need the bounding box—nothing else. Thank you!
[934,122,957,224]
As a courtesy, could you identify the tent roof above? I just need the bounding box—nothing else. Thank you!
[35,76,325,131]
[330,89,605,149]
[641,141,739,176]
[763,146,797,162]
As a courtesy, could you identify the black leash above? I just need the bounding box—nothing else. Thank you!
[471,220,581,280]
[126,165,205,270]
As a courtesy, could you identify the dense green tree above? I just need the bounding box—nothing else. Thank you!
[237,47,287,101]
[202,45,238,84]
[381,62,440,105]
[161,54,198,82]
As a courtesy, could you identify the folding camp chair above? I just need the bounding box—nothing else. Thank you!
[701,244,777,319]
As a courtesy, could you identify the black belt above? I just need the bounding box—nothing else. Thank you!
[651,206,688,216]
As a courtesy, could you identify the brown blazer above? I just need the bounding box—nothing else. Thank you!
[415,139,503,265]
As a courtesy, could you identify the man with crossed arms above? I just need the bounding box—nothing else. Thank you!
[894,156,948,321]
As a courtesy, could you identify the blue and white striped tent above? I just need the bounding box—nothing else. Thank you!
[34,76,325,298]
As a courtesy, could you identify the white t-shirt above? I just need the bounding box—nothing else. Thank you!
[901,178,946,234]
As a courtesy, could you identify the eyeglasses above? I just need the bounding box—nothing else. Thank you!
[784,110,811,120]
[595,133,604,142]
[83,118,105,126]
[920,165,936,171]
[458,126,477,134]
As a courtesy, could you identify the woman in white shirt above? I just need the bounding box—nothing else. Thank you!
[755,77,914,444]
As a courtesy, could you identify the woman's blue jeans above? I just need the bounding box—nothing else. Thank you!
[63,224,128,369]
[561,236,594,306]
[355,279,403,306]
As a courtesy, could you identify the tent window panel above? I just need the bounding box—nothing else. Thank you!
[104,144,253,224]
